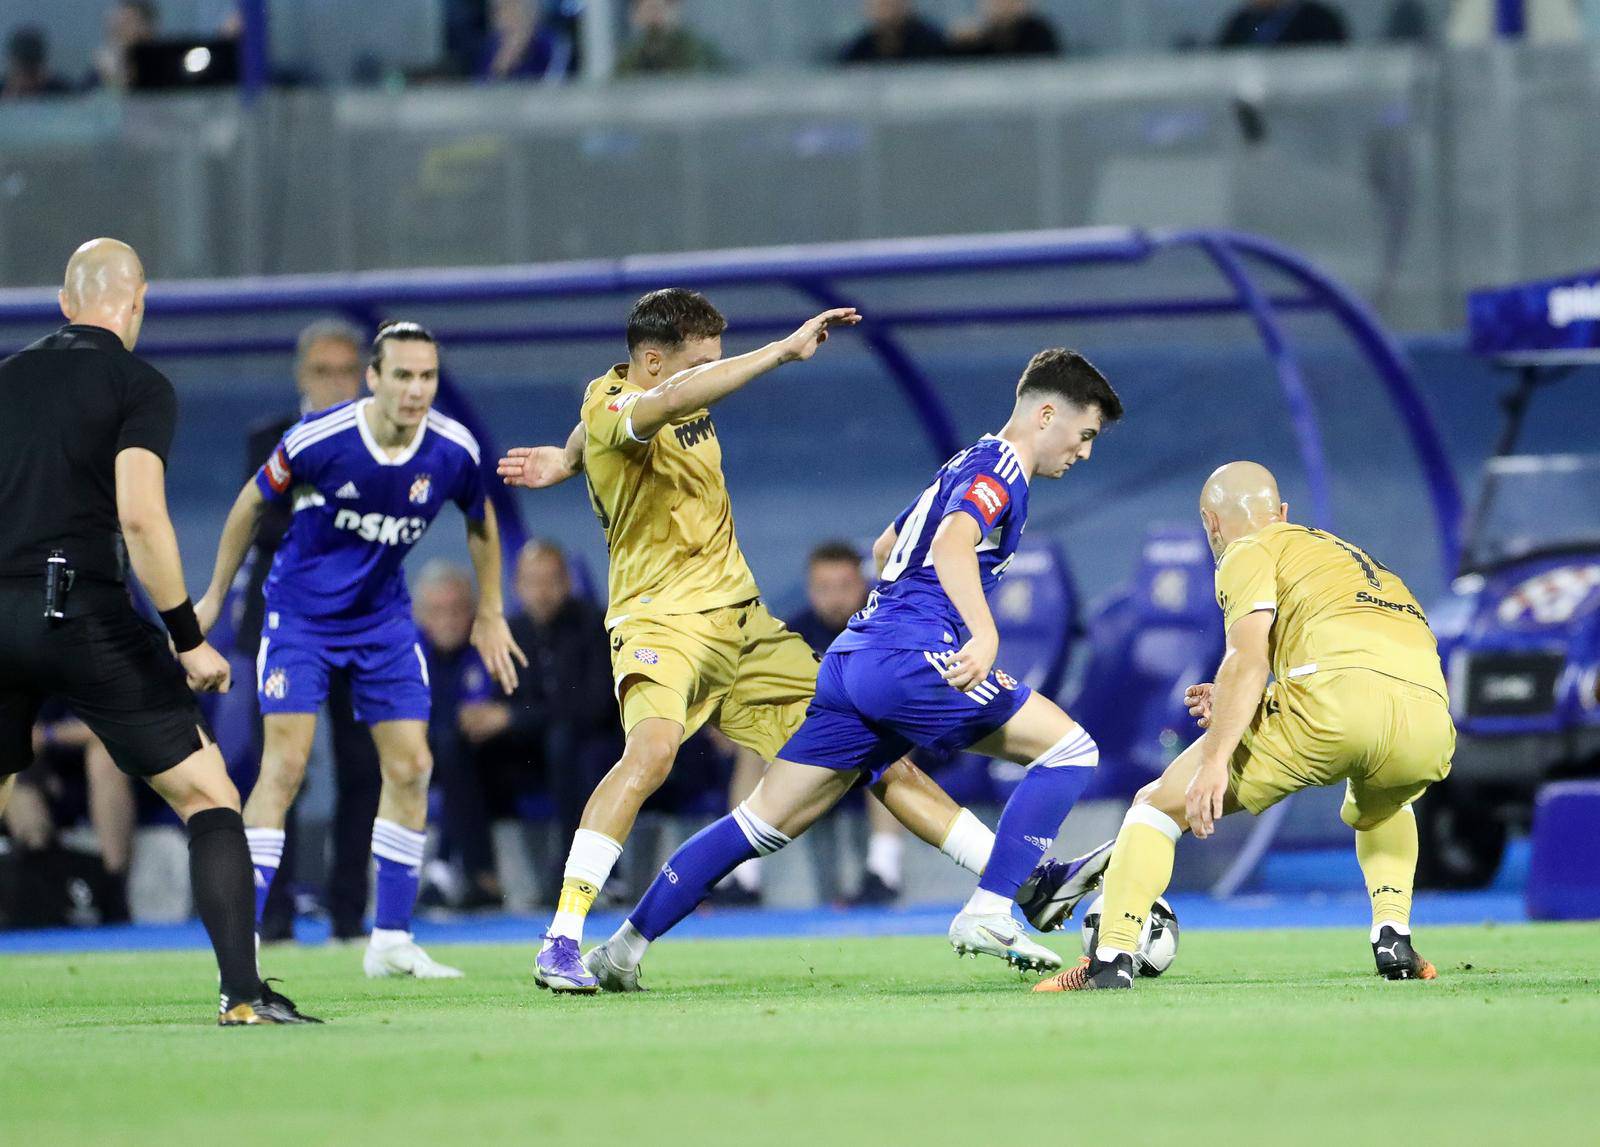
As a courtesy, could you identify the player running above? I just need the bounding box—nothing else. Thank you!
[1037,461,1453,992]
[196,321,526,980]
[577,348,1124,990]
[498,294,1107,993]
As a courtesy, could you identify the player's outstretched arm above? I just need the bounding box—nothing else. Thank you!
[116,448,231,693]
[1185,612,1271,839]
[194,480,268,636]
[464,501,529,695]
[928,513,999,694]
[498,422,584,490]
[626,307,861,441]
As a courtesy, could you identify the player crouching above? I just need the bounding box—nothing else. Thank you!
[1037,462,1449,993]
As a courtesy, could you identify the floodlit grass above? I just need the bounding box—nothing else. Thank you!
[3,924,1596,1146]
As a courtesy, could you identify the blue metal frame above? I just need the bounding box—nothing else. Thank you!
[0,227,1463,580]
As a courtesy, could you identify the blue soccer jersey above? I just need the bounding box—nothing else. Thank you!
[255,398,486,637]
[833,434,1030,654]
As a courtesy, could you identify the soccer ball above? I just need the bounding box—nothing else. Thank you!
[1080,893,1180,978]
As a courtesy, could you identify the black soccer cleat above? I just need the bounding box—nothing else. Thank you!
[1033,950,1136,993]
[847,871,900,907]
[219,979,323,1025]
[1372,925,1436,981]
[1018,839,1114,932]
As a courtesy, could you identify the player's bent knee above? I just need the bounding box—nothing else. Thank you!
[381,748,433,790]
[619,729,679,792]
[1026,724,1099,771]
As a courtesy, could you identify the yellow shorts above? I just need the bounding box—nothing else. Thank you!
[1229,668,1455,826]
[610,600,820,761]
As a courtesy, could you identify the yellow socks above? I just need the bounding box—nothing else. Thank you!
[1355,806,1418,936]
[1097,805,1182,954]
[546,828,624,947]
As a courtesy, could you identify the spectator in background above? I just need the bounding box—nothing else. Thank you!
[1385,0,1433,41]
[480,0,575,83]
[786,542,905,905]
[1,27,72,99]
[457,540,619,901]
[414,561,504,911]
[92,0,159,91]
[1,708,134,925]
[616,0,724,76]
[1217,0,1349,48]
[839,0,948,64]
[1447,0,1584,43]
[949,0,1064,58]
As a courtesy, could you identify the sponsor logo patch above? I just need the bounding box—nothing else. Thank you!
[634,648,660,666]
[963,474,1009,527]
[264,446,292,493]
[263,668,289,700]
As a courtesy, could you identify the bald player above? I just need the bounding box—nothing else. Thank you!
[1038,461,1454,992]
[0,240,315,1023]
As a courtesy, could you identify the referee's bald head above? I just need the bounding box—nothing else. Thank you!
[59,238,148,350]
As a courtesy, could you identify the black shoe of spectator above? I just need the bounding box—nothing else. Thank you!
[258,913,295,944]
[457,882,504,913]
[707,883,762,908]
[417,881,452,912]
[848,871,901,907]
[98,869,131,925]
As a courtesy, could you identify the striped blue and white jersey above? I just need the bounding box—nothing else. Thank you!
[253,398,486,636]
[833,434,1030,654]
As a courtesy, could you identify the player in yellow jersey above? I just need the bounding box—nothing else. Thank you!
[1038,460,1454,992]
[500,290,1103,992]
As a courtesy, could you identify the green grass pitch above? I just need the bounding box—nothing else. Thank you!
[3,923,1597,1146]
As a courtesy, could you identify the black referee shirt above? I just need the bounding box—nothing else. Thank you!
[0,324,177,584]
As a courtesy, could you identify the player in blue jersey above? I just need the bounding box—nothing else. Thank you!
[195,322,526,980]
[580,349,1124,989]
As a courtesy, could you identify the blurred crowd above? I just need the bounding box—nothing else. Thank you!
[6,0,1600,99]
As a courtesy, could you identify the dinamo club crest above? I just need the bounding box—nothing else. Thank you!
[264,668,289,700]
[409,474,433,505]
[995,670,1018,691]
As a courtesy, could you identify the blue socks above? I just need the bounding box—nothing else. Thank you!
[978,728,1099,900]
[244,826,285,927]
[371,819,426,933]
[630,803,791,942]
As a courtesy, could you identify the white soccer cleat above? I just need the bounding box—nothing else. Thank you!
[363,929,465,980]
[582,939,646,993]
[948,910,1063,973]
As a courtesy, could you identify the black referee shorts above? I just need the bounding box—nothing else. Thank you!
[0,581,208,779]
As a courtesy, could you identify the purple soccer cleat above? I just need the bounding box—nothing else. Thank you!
[1017,839,1115,932]
[533,934,598,995]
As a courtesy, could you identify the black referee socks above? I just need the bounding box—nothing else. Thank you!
[187,807,263,1003]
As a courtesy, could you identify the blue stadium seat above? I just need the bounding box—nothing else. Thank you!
[1526,781,1600,920]
[1070,524,1224,801]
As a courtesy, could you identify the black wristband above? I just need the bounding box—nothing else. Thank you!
[160,598,205,653]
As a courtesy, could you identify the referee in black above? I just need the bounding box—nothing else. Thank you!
[0,238,316,1026]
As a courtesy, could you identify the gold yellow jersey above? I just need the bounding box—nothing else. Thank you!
[1214,521,1447,698]
[581,364,760,627]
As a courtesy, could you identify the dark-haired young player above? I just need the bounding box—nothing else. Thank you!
[574,349,1124,989]
[196,322,526,980]
[500,296,1108,992]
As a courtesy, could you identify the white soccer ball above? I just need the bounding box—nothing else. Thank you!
[1080,893,1180,978]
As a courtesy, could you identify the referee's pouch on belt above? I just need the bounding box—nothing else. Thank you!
[43,549,75,622]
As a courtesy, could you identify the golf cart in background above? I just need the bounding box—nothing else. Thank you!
[1423,269,1600,886]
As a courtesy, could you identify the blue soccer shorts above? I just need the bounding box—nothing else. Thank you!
[256,613,432,725]
[777,647,1032,782]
